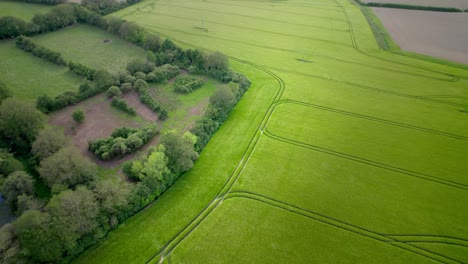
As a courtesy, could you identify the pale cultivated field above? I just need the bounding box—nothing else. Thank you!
[362,0,468,9]
[373,8,468,64]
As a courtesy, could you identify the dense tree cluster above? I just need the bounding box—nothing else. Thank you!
[89,126,158,160]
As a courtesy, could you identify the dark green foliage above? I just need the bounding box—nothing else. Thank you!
[32,4,77,33]
[134,79,167,118]
[15,36,66,65]
[68,61,96,80]
[1,171,34,212]
[38,147,97,189]
[119,21,145,45]
[82,0,142,15]
[93,69,114,89]
[111,98,136,115]
[147,64,180,83]
[134,71,147,81]
[119,82,133,93]
[9,0,66,4]
[0,149,24,179]
[173,75,204,94]
[143,35,161,53]
[106,86,121,98]
[89,125,158,160]
[0,16,28,39]
[0,98,45,154]
[31,126,68,161]
[0,81,12,103]
[72,109,84,123]
[126,58,155,74]
[160,131,198,174]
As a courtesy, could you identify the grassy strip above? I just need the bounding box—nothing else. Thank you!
[354,0,463,12]
[359,6,399,51]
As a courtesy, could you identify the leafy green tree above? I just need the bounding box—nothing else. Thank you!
[106,86,121,98]
[93,69,113,89]
[1,171,34,212]
[204,51,228,71]
[0,223,20,264]
[210,86,235,111]
[0,149,23,180]
[72,109,85,124]
[46,186,99,255]
[0,81,11,102]
[93,178,130,224]
[38,147,97,189]
[14,210,63,263]
[143,34,161,52]
[31,126,68,161]
[160,131,198,173]
[0,16,28,39]
[0,98,46,154]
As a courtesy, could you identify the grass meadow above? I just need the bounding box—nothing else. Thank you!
[0,40,82,100]
[32,24,147,74]
[74,0,468,263]
[0,0,52,21]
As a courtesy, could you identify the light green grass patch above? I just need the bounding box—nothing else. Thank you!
[0,40,82,100]
[0,0,52,21]
[32,24,147,74]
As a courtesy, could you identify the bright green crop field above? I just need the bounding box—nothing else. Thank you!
[33,24,147,74]
[0,40,82,100]
[0,0,52,21]
[74,0,468,263]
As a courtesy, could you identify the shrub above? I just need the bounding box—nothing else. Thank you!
[120,82,133,93]
[16,36,66,65]
[89,125,158,160]
[134,71,147,81]
[106,86,121,98]
[111,98,136,115]
[72,109,84,123]
[68,61,95,80]
[173,75,204,94]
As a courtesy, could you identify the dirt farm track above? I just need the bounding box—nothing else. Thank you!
[373,8,468,65]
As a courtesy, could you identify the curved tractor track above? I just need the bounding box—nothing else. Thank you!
[104,1,468,263]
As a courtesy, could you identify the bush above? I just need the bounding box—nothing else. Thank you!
[106,86,121,98]
[126,58,154,74]
[16,36,66,65]
[68,61,95,80]
[0,16,28,40]
[89,125,158,160]
[120,82,133,93]
[72,109,84,123]
[147,64,180,83]
[111,98,136,115]
[173,75,204,94]
[134,71,147,81]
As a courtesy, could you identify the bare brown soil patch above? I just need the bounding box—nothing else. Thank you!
[362,0,468,9]
[124,91,159,121]
[372,8,468,64]
[48,94,156,168]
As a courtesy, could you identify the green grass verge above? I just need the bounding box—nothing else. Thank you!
[32,24,147,74]
[0,40,82,100]
[0,0,52,21]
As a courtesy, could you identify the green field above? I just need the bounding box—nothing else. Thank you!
[33,24,147,74]
[0,0,52,21]
[0,40,82,100]
[74,0,468,263]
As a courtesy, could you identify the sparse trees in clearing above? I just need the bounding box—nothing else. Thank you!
[72,109,85,124]
[0,98,46,154]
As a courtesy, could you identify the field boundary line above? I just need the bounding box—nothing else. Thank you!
[224,191,459,263]
[259,65,465,107]
[262,129,468,190]
[139,30,287,264]
[277,99,468,141]
[336,0,468,81]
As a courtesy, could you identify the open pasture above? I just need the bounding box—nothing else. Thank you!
[74,0,468,263]
[0,40,82,100]
[32,24,147,73]
[0,0,52,21]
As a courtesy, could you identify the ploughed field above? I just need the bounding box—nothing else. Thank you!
[360,0,468,9]
[372,8,468,65]
[75,0,468,263]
